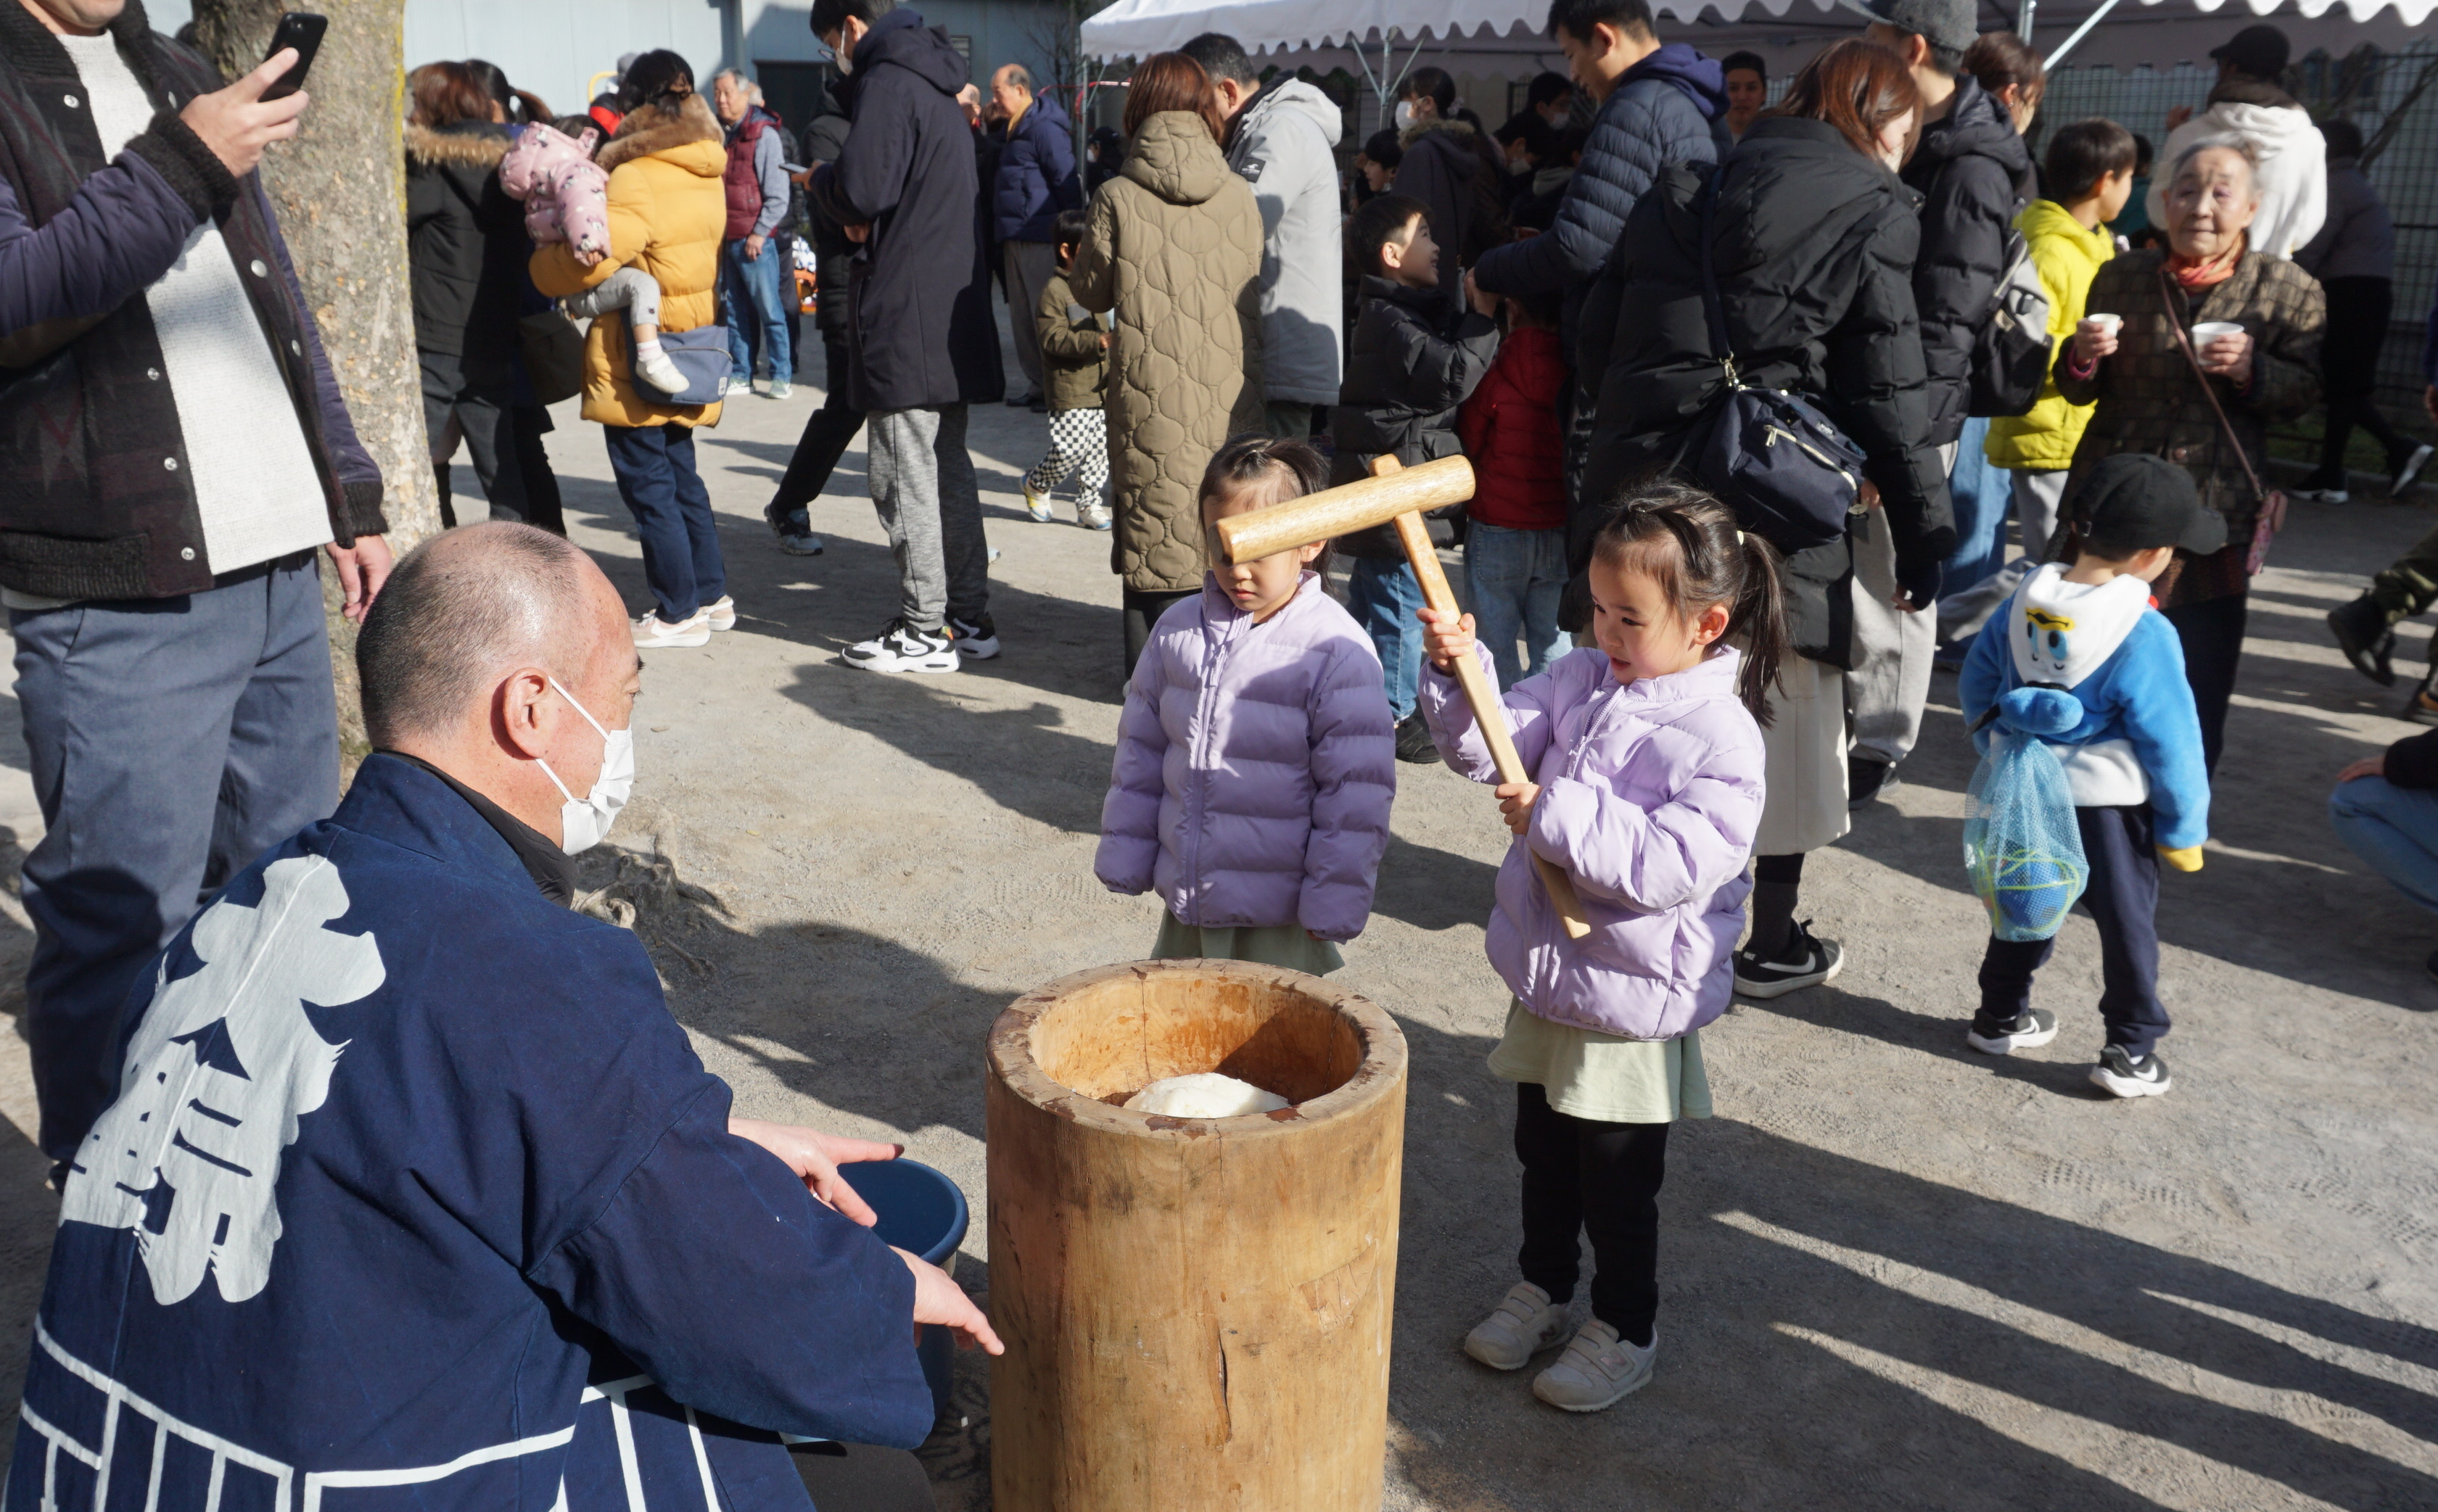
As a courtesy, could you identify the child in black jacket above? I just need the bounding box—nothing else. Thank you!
[1335,192,1502,761]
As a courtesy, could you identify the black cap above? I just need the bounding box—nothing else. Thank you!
[2210,24,2289,80]
[1839,0,1979,58]
[2074,454,2228,558]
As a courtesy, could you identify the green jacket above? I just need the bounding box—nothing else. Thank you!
[1985,199,2113,471]
[1036,267,1109,413]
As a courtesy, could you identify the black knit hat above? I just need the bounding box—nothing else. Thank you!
[2074,454,2228,558]
[2210,24,2290,81]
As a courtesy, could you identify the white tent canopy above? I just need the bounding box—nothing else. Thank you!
[1082,0,2437,72]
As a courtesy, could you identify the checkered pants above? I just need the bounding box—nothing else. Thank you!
[1024,407,1109,500]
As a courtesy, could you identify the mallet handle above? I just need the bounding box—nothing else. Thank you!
[1376,461,1593,941]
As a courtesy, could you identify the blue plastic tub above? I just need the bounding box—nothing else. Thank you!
[837,1157,970,1423]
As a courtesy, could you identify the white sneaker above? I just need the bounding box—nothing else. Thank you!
[766,379,792,401]
[1024,486,1054,523]
[1462,1281,1568,1371]
[1965,1007,2059,1056]
[633,611,710,648]
[841,617,958,674]
[702,595,736,632]
[634,349,689,397]
[1531,1320,1656,1412]
[1080,503,1113,532]
[2091,1044,2172,1098]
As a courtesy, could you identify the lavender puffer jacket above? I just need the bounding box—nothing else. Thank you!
[1422,645,1765,1038]
[1097,575,1396,941]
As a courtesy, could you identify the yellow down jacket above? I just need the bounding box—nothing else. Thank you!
[1985,199,2114,471]
[530,94,726,429]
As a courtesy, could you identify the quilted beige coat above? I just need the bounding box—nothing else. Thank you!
[1071,111,1264,593]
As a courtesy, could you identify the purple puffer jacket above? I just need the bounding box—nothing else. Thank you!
[1097,574,1396,941]
[1422,644,1764,1039]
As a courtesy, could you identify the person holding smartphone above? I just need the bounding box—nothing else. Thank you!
[0,1,390,1176]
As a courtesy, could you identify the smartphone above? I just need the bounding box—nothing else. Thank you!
[259,12,328,102]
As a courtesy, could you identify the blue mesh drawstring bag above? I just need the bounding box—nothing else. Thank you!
[1963,690,2090,941]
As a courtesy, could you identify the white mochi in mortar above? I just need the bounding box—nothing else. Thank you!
[1124,1073,1290,1118]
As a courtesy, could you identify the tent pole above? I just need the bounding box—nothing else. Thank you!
[2017,0,2035,38]
[2043,0,2124,70]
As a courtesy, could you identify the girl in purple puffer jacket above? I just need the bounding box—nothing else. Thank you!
[1095,437,1397,974]
[1420,483,1786,1415]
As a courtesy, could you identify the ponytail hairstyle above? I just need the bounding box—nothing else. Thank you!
[1586,481,1790,724]
[1201,433,1333,579]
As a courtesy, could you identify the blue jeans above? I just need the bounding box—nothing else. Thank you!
[605,421,725,623]
[2331,775,2438,914]
[12,554,339,1160]
[1346,556,1425,721]
[1466,522,1569,689]
[720,236,792,384]
[1937,416,2011,611]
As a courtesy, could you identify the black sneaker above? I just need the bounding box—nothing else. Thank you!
[1395,713,1442,764]
[947,613,1000,660]
[1006,388,1042,408]
[841,618,958,674]
[1966,1007,2059,1056]
[2091,1044,2171,1098]
[1734,920,1843,999]
[2327,596,2397,687]
[1848,756,1900,810]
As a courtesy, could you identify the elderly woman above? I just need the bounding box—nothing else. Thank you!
[2057,138,2323,772]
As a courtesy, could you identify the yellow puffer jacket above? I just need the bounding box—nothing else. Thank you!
[1985,199,2114,471]
[530,94,726,429]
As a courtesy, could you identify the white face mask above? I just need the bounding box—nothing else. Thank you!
[535,677,634,855]
[1393,101,1416,131]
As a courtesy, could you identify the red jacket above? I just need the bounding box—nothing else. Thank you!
[1457,324,1566,532]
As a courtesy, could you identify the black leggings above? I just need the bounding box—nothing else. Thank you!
[1515,1082,1669,1347]
[2161,592,2246,777]
[771,334,866,514]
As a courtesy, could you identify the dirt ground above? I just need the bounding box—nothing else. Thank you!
[5,357,2438,1511]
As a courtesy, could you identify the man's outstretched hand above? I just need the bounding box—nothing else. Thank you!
[728,1116,902,1227]
[897,1246,1004,1355]
[181,50,311,178]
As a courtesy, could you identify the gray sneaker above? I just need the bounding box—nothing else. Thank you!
[1531,1319,1656,1412]
[1461,1281,1567,1371]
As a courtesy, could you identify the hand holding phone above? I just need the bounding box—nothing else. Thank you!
[259,13,327,102]
[178,17,323,178]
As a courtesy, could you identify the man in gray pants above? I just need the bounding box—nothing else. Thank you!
[0,5,390,1169]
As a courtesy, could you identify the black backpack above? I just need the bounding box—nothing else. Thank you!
[1967,229,2054,418]
[1687,173,1869,553]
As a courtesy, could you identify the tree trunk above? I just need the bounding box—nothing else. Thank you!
[190,1,441,774]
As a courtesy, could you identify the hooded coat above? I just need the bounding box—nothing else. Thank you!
[1985,199,2114,471]
[2148,81,2326,261]
[808,8,1003,411]
[1330,275,1500,557]
[991,92,1081,244]
[1578,117,1955,662]
[2297,156,2394,284]
[530,94,727,429]
[405,121,524,374]
[1900,75,2037,447]
[1390,117,1504,301]
[1096,574,1396,941]
[1471,44,1725,348]
[1959,563,2211,852]
[1071,111,1264,593]
[1420,645,1765,1041]
[1224,76,1345,406]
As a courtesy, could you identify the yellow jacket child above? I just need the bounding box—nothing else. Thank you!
[1985,197,2114,471]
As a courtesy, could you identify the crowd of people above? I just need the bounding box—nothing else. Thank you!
[4,0,2438,1499]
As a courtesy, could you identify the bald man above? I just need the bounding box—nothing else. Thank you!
[14,524,993,1511]
[987,60,1080,406]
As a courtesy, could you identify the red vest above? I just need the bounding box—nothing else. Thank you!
[722,110,774,241]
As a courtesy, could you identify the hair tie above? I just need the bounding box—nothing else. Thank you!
[1736,530,1747,545]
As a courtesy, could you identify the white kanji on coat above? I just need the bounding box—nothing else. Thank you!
[60,854,385,1305]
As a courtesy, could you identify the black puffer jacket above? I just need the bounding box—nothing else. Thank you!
[1576,117,1953,664]
[1900,76,2035,447]
[1330,276,1499,558]
[405,121,524,374]
[1389,119,1503,302]
[800,95,852,339]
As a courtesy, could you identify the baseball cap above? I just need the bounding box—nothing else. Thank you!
[2073,454,2228,558]
[2210,24,2290,80]
[1840,0,1977,59]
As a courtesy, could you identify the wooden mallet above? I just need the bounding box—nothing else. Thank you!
[1215,453,1591,940]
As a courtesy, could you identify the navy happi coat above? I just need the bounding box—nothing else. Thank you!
[9,754,929,1511]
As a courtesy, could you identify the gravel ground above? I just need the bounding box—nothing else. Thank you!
[4,363,2437,1511]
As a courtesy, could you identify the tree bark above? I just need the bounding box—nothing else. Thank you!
[190,1,440,772]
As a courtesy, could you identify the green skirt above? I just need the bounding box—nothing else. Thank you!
[1486,999,1711,1123]
[1152,912,1343,976]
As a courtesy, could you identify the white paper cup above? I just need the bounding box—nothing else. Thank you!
[2080,313,2122,336]
[2191,321,2243,342]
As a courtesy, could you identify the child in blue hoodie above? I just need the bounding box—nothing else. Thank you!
[1958,455,2216,1099]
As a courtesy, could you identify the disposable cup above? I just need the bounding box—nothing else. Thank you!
[2190,321,2243,342]
[2080,313,2121,336]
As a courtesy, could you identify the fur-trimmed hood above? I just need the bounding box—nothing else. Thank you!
[405,121,510,170]
[1399,115,1478,152]
[598,94,722,174]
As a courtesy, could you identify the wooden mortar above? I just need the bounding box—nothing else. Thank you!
[985,959,1408,1511]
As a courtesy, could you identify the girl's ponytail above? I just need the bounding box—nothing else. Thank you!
[1729,532,1790,726]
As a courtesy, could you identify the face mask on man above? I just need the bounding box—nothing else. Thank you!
[1393,100,1416,131]
[535,677,634,855]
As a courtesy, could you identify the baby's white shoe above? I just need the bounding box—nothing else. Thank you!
[634,347,689,397]
[1531,1319,1655,1412]
[1462,1281,1567,1371]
